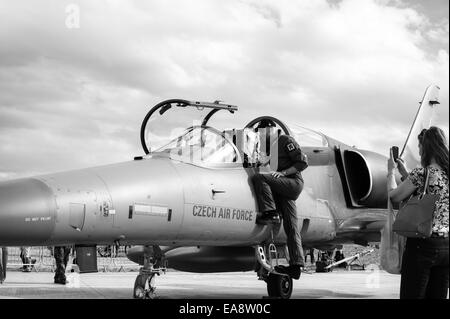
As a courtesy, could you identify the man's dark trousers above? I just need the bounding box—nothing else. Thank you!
[252,173,305,267]
[54,246,71,281]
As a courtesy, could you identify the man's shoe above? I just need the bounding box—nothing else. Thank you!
[274,265,302,280]
[256,212,281,225]
[256,215,280,224]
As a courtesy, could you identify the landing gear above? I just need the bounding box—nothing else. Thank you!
[267,273,293,299]
[255,241,294,299]
[133,272,157,299]
[133,245,166,299]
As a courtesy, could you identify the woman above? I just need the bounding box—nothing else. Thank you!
[388,126,449,299]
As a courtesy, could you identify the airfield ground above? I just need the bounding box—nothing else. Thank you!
[0,269,401,299]
[3,245,448,299]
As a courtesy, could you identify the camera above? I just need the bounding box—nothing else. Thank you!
[391,146,399,162]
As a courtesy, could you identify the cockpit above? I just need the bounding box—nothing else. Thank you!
[140,99,328,168]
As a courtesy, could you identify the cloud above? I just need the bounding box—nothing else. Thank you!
[0,0,448,179]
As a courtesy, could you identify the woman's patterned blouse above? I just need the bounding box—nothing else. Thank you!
[408,166,449,234]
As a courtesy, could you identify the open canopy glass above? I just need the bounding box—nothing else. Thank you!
[140,99,238,154]
[153,126,239,166]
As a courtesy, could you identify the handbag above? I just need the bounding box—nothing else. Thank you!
[380,199,406,274]
[392,168,440,238]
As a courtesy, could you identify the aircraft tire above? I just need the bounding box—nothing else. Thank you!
[267,273,293,299]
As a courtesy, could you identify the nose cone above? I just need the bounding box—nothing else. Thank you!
[0,178,56,246]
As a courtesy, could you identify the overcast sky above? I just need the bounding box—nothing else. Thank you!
[0,0,448,180]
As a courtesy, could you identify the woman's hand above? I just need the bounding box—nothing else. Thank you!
[396,158,409,178]
[388,149,397,173]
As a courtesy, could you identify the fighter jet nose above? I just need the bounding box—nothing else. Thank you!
[0,178,56,246]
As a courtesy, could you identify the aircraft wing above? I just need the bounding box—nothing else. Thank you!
[335,209,388,244]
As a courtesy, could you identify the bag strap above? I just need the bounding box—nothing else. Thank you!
[422,167,431,197]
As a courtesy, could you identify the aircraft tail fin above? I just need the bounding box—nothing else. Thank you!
[400,85,440,169]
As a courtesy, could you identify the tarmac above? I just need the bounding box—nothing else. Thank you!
[0,269,402,299]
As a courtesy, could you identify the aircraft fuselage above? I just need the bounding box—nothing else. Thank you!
[0,139,389,248]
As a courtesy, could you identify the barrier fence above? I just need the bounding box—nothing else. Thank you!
[5,246,140,272]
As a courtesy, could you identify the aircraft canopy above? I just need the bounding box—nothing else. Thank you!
[140,99,238,154]
[152,126,239,166]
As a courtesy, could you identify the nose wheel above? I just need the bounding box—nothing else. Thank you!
[133,273,157,299]
[255,240,294,299]
[133,245,166,299]
[267,273,293,299]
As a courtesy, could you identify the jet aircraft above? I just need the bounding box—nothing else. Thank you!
[0,85,442,299]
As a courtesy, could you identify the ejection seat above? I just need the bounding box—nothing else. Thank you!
[223,129,257,168]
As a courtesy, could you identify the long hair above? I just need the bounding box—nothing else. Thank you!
[418,126,449,177]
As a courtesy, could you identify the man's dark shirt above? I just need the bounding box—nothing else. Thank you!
[276,135,308,176]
